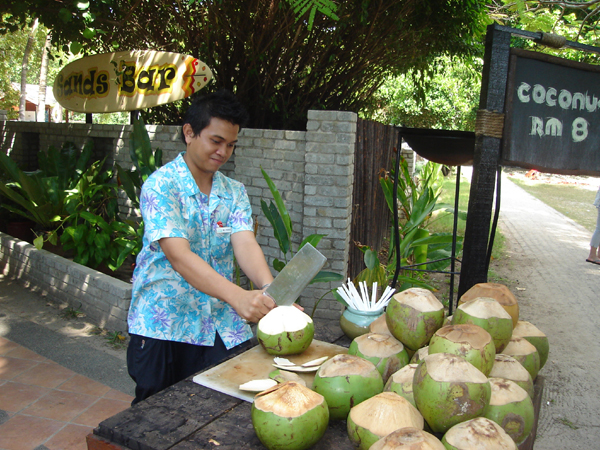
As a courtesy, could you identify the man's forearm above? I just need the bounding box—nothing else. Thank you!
[232,231,274,289]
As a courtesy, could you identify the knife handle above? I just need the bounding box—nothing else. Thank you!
[263,291,277,306]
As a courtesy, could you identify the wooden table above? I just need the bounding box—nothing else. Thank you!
[87,319,353,450]
[87,319,543,450]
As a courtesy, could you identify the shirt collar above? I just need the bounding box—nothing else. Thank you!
[176,152,232,200]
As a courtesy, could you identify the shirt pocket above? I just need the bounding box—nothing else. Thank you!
[211,226,232,260]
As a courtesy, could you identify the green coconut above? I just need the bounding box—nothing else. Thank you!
[459,282,519,328]
[413,353,491,433]
[312,353,384,420]
[410,346,429,364]
[348,332,410,383]
[428,324,496,376]
[483,378,535,445]
[369,427,445,450]
[501,336,541,380]
[386,288,444,351]
[384,363,418,408]
[369,314,392,335]
[489,354,534,398]
[251,381,329,450]
[441,417,517,450]
[256,306,314,356]
[512,320,549,369]
[452,297,513,353]
[347,391,424,450]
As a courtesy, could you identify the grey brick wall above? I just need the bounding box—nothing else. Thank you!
[0,232,132,332]
[1,110,406,330]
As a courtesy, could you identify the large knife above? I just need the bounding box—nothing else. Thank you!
[264,243,327,306]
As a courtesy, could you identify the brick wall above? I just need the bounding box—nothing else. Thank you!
[0,232,132,332]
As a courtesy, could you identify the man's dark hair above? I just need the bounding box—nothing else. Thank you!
[180,89,250,144]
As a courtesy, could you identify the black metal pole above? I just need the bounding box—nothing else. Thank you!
[449,165,461,315]
[391,131,403,290]
[486,166,503,273]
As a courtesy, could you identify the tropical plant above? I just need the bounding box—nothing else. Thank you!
[260,167,343,284]
[60,118,163,272]
[59,160,140,271]
[354,159,464,293]
[0,138,142,271]
[0,140,93,236]
[116,117,163,209]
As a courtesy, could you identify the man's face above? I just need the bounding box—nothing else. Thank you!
[182,117,239,176]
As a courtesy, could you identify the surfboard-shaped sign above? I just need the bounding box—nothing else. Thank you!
[53,50,212,113]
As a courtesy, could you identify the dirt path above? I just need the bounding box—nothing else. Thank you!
[489,175,600,449]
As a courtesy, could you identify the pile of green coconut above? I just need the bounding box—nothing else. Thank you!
[250,282,548,450]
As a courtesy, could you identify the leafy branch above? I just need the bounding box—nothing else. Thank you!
[285,0,340,30]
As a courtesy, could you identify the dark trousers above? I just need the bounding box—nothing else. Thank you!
[127,333,251,405]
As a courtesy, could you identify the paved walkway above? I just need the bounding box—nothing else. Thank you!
[0,337,133,450]
[497,173,600,449]
[0,172,598,449]
[0,276,134,450]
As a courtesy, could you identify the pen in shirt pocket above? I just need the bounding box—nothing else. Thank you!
[216,221,232,234]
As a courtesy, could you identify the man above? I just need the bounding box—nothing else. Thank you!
[127,90,276,404]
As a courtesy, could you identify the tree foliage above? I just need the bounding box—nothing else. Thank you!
[368,56,483,131]
[0,15,48,118]
[488,0,600,62]
[369,1,600,132]
[1,0,490,129]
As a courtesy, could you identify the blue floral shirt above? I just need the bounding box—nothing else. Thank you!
[128,153,254,349]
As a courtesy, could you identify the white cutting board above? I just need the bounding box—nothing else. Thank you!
[193,340,348,402]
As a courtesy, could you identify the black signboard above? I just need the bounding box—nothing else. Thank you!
[502,48,600,175]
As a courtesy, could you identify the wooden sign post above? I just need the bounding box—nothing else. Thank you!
[458,25,511,299]
[53,50,212,113]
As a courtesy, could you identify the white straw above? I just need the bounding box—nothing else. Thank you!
[340,283,354,309]
[339,285,358,310]
[348,281,363,307]
[336,287,353,308]
[346,283,361,310]
[359,282,369,308]
[337,279,394,312]
[370,282,377,311]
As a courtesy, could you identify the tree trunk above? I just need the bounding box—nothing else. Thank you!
[36,31,51,123]
[19,18,39,121]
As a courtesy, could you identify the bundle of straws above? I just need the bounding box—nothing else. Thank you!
[336,279,396,312]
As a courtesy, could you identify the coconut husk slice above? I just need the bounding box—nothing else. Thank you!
[302,356,328,367]
[273,357,295,366]
[239,379,278,392]
[273,364,319,372]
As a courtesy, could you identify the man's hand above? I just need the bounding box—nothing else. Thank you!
[233,289,277,323]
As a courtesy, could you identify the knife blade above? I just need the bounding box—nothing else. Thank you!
[264,243,327,306]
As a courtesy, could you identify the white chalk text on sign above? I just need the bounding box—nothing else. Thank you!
[516,82,595,142]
